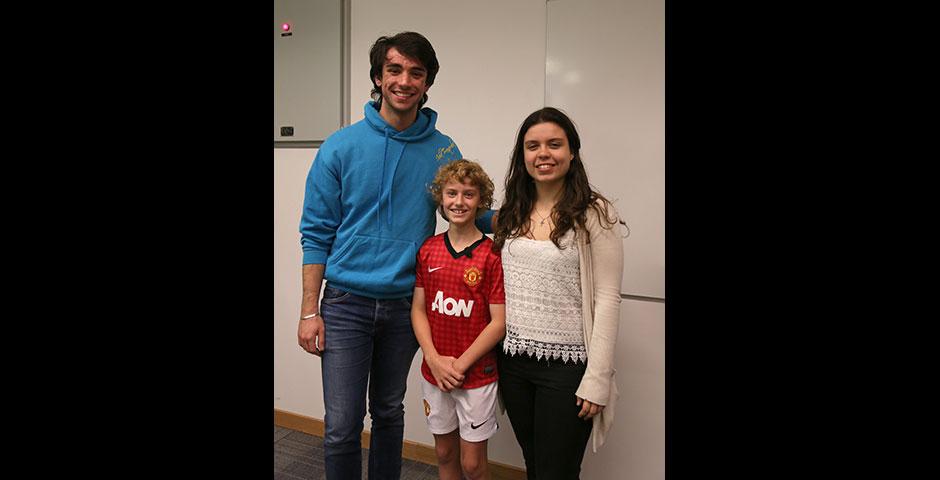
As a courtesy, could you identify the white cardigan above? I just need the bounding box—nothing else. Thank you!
[573,203,624,453]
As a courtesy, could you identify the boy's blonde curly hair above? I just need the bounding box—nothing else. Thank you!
[429,159,494,218]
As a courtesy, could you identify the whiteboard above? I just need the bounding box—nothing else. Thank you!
[546,0,665,299]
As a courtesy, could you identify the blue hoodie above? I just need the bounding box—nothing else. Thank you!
[300,101,493,299]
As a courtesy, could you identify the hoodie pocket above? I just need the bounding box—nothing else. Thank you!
[328,234,418,293]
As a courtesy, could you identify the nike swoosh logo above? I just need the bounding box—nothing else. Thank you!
[470,420,487,429]
[428,266,444,273]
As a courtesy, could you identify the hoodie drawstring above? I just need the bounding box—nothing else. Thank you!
[379,128,408,227]
[386,144,406,226]
[380,129,390,226]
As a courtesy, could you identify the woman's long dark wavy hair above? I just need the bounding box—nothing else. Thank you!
[493,107,623,251]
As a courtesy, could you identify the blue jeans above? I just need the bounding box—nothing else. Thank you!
[319,285,419,480]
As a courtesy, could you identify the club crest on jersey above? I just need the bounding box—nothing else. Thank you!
[423,399,431,417]
[463,266,482,287]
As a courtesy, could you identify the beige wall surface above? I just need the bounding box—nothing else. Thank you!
[274,148,321,419]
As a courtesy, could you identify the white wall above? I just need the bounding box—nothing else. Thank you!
[275,1,664,478]
[582,300,665,480]
[274,148,321,419]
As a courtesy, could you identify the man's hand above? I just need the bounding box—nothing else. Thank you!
[299,264,326,356]
[298,314,325,356]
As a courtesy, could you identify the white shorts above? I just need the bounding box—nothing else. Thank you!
[421,380,498,442]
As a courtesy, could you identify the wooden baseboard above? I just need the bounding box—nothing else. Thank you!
[274,409,526,480]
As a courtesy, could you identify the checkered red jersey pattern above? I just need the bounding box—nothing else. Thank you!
[415,233,505,389]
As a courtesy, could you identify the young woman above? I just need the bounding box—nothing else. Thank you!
[493,107,625,479]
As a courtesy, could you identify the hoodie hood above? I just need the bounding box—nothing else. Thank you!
[363,101,439,141]
[364,102,440,227]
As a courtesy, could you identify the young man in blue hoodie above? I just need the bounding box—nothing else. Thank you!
[297,32,494,480]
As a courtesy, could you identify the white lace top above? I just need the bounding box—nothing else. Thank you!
[501,230,585,363]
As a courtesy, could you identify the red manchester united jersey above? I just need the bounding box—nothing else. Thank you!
[415,232,505,389]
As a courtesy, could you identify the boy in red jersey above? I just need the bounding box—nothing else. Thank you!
[411,159,506,480]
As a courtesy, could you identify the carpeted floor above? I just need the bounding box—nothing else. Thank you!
[274,425,440,480]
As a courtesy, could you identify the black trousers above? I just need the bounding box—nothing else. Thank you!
[498,350,593,480]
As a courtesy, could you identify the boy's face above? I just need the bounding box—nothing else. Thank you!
[440,178,480,227]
